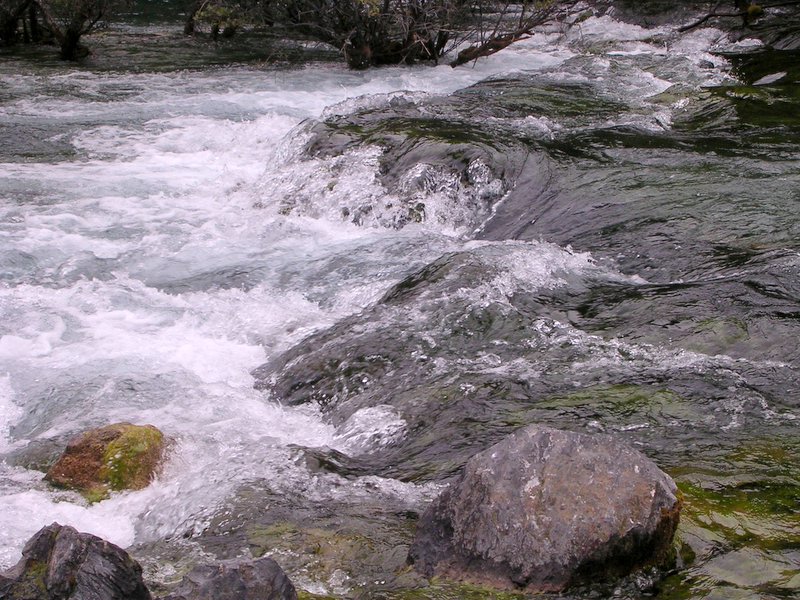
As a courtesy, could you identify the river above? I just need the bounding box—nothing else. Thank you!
[0,7,798,600]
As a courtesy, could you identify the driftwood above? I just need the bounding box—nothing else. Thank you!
[451,29,529,67]
[450,0,581,68]
[674,0,800,32]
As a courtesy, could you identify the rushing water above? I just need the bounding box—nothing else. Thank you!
[1,10,798,600]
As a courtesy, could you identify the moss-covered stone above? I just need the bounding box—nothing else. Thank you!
[101,425,165,491]
[44,422,166,502]
[3,560,49,597]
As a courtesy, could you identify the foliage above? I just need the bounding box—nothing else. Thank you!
[241,1,581,69]
[0,0,127,57]
[7,1,787,67]
[189,0,244,38]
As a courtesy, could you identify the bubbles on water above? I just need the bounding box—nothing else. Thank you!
[0,465,136,568]
[321,90,432,119]
[256,135,505,236]
[0,377,23,454]
[567,15,669,45]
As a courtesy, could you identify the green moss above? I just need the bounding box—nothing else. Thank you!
[84,485,111,504]
[296,592,338,600]
[8,560,48,596]
[671,436,799,562]
[371,581,528,600]
[683,317,749,354]
[536,384,698,426]
[100,425,165,492]
[676,477,799,549]
[44,422,167,503]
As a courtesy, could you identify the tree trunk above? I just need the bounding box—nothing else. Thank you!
[0,0,31,46]
[28,2,40,42]
[59,27,83,60]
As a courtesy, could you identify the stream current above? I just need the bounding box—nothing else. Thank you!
[1,11,798,600]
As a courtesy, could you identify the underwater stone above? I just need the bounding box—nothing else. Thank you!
[44,422,166,502]
[161,556,297,600]
[408,424,681,592]
[0,523,151,600]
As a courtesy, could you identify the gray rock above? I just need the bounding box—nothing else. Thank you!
[408,425,681,592]
[0,523,151,599]
[161,556,297,600]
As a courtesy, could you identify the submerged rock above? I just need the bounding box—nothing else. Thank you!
[0,523,151,600]
[44,422,166,502]
[4,437,70,473]
[161,556,297,600]
[408,424,681,592]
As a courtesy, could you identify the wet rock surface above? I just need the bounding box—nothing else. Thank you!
[254,240,797,483]
[44,422,166,502]
[250,64,800,593]
[0,523,151,600]
[408,425,682,592]
[160,556,297,600]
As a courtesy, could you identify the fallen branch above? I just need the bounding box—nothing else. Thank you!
[677,9,747,32]
[450,0,581,68]
[450,28,529,66]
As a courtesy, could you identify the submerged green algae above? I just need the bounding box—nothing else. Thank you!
[659,439,800,599]
[534,384,700,429]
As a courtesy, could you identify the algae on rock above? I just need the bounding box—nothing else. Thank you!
[45,422,167,502]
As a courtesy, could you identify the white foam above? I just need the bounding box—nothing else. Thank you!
[0,483,137,568]
[0,377,23,454]
[568,15,668,43]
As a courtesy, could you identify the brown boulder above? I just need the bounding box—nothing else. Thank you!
[45,422,166,502]
[408,424,681,592]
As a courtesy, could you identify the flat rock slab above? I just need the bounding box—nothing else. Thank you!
[408,424,681,592]
[0,523,151,600]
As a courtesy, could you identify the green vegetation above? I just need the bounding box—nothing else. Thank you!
[1,1,789,65]
[0,0,580,64]
[3,560,49,597]
[658,439,800,598]
[0,0,126,58]
[101,424,165,492]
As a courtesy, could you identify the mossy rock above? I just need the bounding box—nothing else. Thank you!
[44,422,166,502]
[2,559,49,597]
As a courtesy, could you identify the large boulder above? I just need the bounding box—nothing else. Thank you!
[0,523,151,600]
[161,557,297,600]
[44,423,166,502]
[408,425,681,592]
